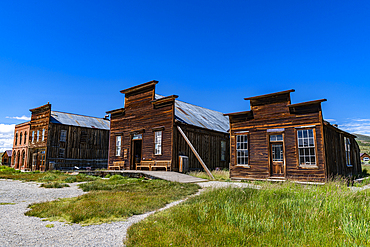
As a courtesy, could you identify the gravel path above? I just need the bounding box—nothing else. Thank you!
[0,179,260,246]
[0,179,130,247]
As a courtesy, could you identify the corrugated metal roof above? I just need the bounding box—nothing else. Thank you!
[5,150,12,157]
[50,111,110,130]
[155,94,229,133]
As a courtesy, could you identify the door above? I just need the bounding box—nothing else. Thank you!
[131,138,142,170]
[269,134,285,177]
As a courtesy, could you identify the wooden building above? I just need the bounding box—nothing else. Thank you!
[107,80,230,172]
[361,153,370,162]
[11,121,30,170]
[26,103,110,171]
[2,150,12,166]
[225,90,361,182]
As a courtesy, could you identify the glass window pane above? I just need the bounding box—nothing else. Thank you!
[303,130,308,138]
[298,130,302,138]
[308,129,314,137]
[277,135,283,141]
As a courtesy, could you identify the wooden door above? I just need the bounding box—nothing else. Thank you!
[131,140,142,170]
[270,142,284,176]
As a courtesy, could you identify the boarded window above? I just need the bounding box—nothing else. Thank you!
[116,136,121,156]
[297,129,316,166]
[42,129,45,141]
[19,132,22,145]
[59,148,65,158]
[345,137,351,166]
[60,130,67,142]
[80,131,87,143]
[221,140,226,161]
[154,131,162,155]
[236,135,248,165]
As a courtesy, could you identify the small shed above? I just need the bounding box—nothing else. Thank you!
[2,150,12,166]
[361,153,370,162]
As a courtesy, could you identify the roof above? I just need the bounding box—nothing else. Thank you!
[50,111,110,130]
[5,150,12,157]
[155,94,229,133]
[244,89,295,100]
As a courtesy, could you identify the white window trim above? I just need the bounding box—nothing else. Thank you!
[345,137,352,167]
[297,128,317,167]
[154,131,162,155]
[60,130,67,142]
[116,136,121,156]
[236,134,249,167]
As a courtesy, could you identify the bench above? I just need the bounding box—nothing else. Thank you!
[109,161,125,170]
[136,160,154,170]
[151,160,172,171]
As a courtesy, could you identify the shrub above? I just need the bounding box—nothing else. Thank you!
[41,182,70,188]
[64,176,77,183]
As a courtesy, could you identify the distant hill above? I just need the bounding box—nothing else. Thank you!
[354,133,370,154]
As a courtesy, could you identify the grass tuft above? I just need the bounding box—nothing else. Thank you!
[41,182,70,188]
[188,169,230,181]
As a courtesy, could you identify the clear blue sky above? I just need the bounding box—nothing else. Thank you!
[1,0,369,151]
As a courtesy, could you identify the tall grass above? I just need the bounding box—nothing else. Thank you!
[26,176,200,225]
[126,180,370,246]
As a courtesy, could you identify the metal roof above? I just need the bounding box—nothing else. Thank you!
[5,150,12,157]
[50,111,110,130]
[156,94,229,133]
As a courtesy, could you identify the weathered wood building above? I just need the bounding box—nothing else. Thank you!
[225,90,361,182]
[11,121,30,170]
[26,103,110,171]
[360,153,370,162]
[2,150,12,166]
[107,80,230,172]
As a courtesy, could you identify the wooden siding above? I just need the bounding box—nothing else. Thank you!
[108,84,174,170]
[324,124,361,177]
[173,123,229,171]
[47,123,109,169]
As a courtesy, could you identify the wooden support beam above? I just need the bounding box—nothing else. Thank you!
[177,126,214,180]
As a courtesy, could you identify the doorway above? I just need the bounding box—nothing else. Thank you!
[131,134,143,170]
[269,134,285,177]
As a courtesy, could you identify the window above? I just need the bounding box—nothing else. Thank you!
[32,131,35,143]
[221,140,226,161]
[19,132,22,145]
[154,131,162,155]
[59,148,65,158]
[272,144,284,161]
[37,130,40,142]
[364,157,370,162]
[15,133,18,146]
[116,136,121,156]
[24,132,27,144]
[345,137,351,166]
[60,130,67,142]
[297,129,316,166]
[42,129,45,141]
[270,134,283,142]
[236,135,248,165]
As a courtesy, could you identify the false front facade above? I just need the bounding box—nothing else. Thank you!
[107,81,230,172]
[225,90,361,181]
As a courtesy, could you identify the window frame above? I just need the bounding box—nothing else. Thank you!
[296,127,318,168]
[37,130,40,142]
[42,129,45,142]
[235,134,249,167]
[221,140,227,161]
[19,132,22,145]
[116,135,122,156]
[24,132,27,145]
[32,131,35,143]
[345,137,352,167]
[154,131,162,155]
[15,132,18,146]
[60,130,67,142]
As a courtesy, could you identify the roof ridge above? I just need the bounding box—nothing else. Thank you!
[51,111,108,120]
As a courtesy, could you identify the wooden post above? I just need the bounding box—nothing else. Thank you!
[177,126,214,180]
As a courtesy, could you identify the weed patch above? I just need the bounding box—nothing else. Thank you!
[188,169,230,181]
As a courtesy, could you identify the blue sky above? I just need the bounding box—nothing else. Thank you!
[1,0,369,151]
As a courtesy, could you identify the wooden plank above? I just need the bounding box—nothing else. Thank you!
[177,126,214,179]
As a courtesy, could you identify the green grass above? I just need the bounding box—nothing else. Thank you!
[0,202,16,205]
[25,176,200,225]
[126,180,370,246]
[45,224,54,228]
[0,165,97,184]
[188,169,230,181]
[40,182,70,188]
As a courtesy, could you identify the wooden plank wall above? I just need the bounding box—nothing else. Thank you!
[109,85,174,169]
[173,123,229,171]
[324,125,361,177]
[47,124,110,169]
